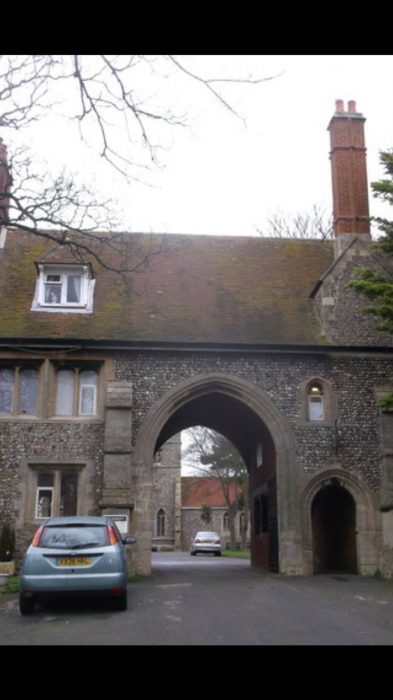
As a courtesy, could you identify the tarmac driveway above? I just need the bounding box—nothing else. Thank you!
[1,551,393,645]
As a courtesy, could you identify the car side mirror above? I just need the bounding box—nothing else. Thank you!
[123,536,137,545]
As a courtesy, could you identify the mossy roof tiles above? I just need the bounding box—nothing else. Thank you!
[0,230,334,345]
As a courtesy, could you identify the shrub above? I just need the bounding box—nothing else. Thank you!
[0,523,15,562]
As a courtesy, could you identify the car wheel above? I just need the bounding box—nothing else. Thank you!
[191,551,196,556]
[19,595,35,615]
[214,552,222,557]
[114,590,128,611]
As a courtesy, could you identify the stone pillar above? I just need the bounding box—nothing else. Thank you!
[100,381,135,569]
[378,407,393,576]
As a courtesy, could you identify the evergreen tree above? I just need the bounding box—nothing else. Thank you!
[350,148,393,408]
[200,504,212,527]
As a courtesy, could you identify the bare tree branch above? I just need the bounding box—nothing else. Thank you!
[256,204,333,240]
[0,55,281,272]
[167,55,283,126]
[183,426,249,549]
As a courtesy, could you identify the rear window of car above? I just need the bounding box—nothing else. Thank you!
[39,525,108,549]
[195,532,219,540]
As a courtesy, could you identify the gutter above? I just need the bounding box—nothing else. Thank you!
[1,337,393,357]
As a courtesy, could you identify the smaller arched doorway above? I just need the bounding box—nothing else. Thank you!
[312,481,358,574]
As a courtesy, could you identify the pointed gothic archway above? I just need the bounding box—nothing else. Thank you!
[312,481,358,574]
[301,469,380,576]
[132,373,303,576]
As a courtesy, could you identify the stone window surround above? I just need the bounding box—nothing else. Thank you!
[298,376,337,426]
[19,458,94,526]
[0,357,106,421]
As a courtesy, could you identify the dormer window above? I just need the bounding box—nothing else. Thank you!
[32,264,95,313]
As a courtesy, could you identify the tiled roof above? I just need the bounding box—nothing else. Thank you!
[181,477,241,507]
[0,229,334,345]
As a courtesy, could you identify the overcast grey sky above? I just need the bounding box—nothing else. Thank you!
[5,55,393,238]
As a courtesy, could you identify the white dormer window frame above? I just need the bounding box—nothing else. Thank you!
[32,264,95,313]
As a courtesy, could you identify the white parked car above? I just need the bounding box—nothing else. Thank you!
[190,531,222,556]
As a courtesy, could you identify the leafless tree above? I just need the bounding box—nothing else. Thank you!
[255,204,333,240]
[0,55,280,271]
[183,426,249,550]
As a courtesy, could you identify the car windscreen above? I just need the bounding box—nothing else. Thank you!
[39,525,108,549]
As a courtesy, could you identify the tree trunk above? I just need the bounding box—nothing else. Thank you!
[228,505,237,549]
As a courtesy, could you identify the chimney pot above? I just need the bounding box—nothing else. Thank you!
[328,100,370,246]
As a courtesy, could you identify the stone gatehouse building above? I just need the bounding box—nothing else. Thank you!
[1,100,393,577]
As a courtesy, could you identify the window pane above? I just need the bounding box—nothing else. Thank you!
[67,275,81,303]
[45,284,62,304]
[79,371,97,415]
[309,396,324,421]
[157,509,165,537]
[39,525,107,549]
[46,275,61,282]
[36,488,53,518]
[56,370,75,415]
[19,368,39,414]
[0,369,14,412]
[60,473,78,516]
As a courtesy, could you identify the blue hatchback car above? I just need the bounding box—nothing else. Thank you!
[19,515,136,615]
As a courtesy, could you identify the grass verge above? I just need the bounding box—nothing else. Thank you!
[222,550,251,559]
[0,576,19,594]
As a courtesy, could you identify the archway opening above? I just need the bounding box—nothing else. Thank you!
[312,482,358,574]
[153,390,278,571]
[182,427,250,551]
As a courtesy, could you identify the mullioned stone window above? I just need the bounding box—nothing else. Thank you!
[55,368,98,417]
[0,365,40,416]
[35,471,78,519]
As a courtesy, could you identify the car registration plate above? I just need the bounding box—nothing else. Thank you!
[57,557,91,566]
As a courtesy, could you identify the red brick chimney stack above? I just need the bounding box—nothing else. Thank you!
[328,100,371,253]
[0,137,11,227]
